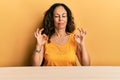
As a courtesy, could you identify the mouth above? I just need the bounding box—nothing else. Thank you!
[58,23,64,25]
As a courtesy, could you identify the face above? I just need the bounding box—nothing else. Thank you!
[53,6,67,30]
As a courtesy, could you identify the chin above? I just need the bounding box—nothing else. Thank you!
[58,26,66,29]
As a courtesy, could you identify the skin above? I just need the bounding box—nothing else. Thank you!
[32,6,90,66]
[75,28,90,66]
[51,6,69,45]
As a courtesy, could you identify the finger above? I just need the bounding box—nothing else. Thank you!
[39,28,44,34]
[74,34,80,38]
[36,28,39,36]
[43,34,48,40]
[77,28,81,33]
[81,28,86,33]
[85,31,87,35]
[36,28,39,33]
[81,28,84,33]
[34,32,37,38]
[79,28,83,35]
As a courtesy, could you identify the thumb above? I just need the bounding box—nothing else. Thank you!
[43,34,48,40]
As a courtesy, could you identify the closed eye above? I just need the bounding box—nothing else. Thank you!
[54,15,59,18]
[62,16,67,18]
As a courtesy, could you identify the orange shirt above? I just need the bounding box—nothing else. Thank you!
[43,34,80,66]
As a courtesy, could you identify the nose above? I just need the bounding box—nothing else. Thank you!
[59,16,62,21]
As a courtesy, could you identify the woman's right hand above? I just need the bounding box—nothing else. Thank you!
[34,28,48,48]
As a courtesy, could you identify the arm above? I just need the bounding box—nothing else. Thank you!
[32,28,48,66]
[32,45,44,66]
[76,42,90,66]
[75,28,90,66]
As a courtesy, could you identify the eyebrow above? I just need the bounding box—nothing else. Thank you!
[54,13,67,15]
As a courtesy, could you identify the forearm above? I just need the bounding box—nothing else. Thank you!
[77,43,90,66]
[32,45,44,66]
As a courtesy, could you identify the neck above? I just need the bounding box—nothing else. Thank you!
[54,29,67,37]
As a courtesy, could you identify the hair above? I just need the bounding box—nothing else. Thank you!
[41,3,75,43]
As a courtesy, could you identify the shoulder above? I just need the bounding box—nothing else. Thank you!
[69,33,75,41]
[68,33,77,51]
[69,33,76,45]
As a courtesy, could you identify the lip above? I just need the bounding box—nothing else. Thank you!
[58,22,64,24]
[58,23,64,26]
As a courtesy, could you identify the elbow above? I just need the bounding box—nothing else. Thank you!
[81,59,91,66]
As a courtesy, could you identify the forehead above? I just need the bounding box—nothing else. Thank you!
[53,6,67,14]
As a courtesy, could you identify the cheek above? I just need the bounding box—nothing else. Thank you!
[64,17,68,22]
[64,18,68,24]
[54,18,58,24]
[54,19,58,27]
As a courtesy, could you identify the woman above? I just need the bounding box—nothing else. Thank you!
[32,3,90,66]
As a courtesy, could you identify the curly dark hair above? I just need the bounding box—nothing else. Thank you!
[41,3,75,43]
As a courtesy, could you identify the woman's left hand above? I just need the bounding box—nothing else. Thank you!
[74,28,87,45]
